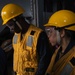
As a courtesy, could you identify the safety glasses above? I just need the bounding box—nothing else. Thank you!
[45,27,56,36]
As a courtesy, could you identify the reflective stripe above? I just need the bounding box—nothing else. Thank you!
[3,44,12,52]
[26,35,33,47]
[24,68,35,72]
[60,63,73,75]
[13,35,18,44]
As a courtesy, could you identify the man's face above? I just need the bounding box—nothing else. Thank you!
[45,26,58,46]
[6,20,21,33]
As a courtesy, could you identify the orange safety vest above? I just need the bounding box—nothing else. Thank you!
[46,46,75,75]
[13,25,42,75]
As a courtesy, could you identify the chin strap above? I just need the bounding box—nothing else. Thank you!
[13,18,22,30]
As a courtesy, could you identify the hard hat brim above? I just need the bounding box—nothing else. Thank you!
[44,23,55,27]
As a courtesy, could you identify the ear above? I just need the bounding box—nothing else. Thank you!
[60,29,65,38]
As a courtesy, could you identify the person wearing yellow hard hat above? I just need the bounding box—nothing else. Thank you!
[1,3,52,75]
[44,19,60,52]
[45,10,75,75]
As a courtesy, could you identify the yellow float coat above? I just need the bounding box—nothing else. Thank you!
[46,46,75,75]
[13,25,42,75]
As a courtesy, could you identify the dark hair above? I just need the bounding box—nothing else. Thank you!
[65,29,75,41]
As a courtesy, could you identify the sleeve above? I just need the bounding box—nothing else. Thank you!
[35,31,53,75]
[0,47,7,75]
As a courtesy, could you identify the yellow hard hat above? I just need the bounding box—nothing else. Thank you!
[1,3,25,25]
[44,10,75,31]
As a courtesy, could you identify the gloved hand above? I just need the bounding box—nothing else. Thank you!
[1,39,13,52]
